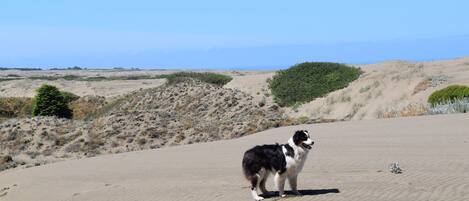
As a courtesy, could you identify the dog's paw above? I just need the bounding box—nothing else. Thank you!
[279,194,287,198]
[292,190,302,195]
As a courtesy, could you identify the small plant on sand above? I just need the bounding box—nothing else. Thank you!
[428,85,469,106]
[427,98,469,114]
[268,62,361,106]
[32,84,74,119]
[428,74,449,87]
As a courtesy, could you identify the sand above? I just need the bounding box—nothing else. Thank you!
[0,113,468,201]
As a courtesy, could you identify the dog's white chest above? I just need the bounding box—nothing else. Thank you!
[283,147,308,175]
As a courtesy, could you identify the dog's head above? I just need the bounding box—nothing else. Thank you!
[292,130,314,150]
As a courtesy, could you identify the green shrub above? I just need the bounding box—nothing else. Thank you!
[61,91,80,104]
[268,62,362,106]
[428,85,469,106]
[32,84,73,119]
[165,72,233,86]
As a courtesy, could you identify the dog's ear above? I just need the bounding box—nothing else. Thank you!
[293,130,304,145]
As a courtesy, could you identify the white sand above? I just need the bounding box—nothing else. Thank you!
[1,113,468,201]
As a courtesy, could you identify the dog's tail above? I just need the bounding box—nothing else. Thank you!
[242,150,258,181]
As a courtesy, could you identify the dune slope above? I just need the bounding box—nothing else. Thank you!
[1,114,469,201]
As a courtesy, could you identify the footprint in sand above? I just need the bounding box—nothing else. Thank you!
[0,184,18,197]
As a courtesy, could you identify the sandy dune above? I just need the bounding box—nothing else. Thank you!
[1,113,468,201]
[2,57,469,120]
[226,57,469,120]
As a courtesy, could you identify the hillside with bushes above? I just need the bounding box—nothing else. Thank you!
[0,77,293,170]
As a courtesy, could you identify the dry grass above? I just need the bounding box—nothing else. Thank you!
[70,96,106,120]
[378,103,428,118]
[0,97,33,121]
[413,79,430,95]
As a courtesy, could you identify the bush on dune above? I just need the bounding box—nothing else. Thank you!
[268,62,362,106]
[428,85,469,106]
[32,84,76,119]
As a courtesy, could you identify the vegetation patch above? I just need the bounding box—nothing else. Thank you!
[268,62,361,106]
[70,96,106,120]
[165,72,233,86]
[428,98,469,114]
[32,84,76,119]
[428,85,469,106]
[0,78,21,82]
[0,97,33,121]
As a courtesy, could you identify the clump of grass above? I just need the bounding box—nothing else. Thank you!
[377,103,428,118]
[428,75,449,87]
[0,97,33,119]
[427,98,469,115]
[296,116,310,124]
[413,79,430,94]
[268,62,361,107]
[70,96,106,120]
[428,85,469,106]
[165,72,233,86]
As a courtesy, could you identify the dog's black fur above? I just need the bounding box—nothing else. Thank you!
[242,130,313,199]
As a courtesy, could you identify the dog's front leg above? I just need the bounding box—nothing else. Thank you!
[288,175,301,195]
[274,172,287,197]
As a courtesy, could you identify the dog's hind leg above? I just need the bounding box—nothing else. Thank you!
[249,174,264,201]
[259,169,270,195]
[274,172,287,197]
[288,174,301,195]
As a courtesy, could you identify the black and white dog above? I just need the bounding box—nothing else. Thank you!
[242,130,314,200]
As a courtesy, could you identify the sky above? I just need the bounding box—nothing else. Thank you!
[1,0,469,69]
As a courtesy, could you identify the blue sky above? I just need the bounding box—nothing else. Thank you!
[1,0,469,69]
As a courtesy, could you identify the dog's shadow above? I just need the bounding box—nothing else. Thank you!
[260,188,340,199]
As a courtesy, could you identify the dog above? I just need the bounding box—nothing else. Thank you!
[242,130,314,200]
